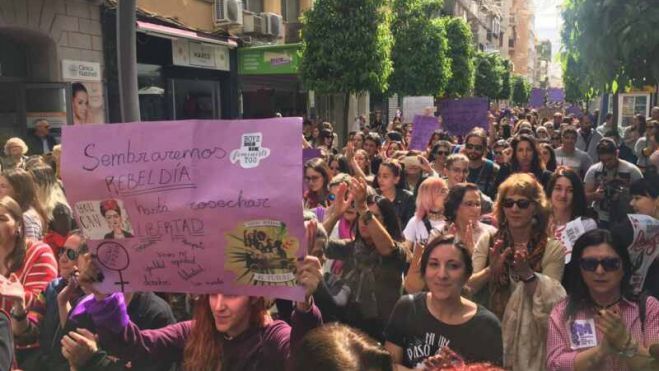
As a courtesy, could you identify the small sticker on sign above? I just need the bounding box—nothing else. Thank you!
[569,319,598,350]
[230,132,271,169]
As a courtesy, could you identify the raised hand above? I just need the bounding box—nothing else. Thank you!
[417,155,433,173]
[349,177,368,209]
[489,239,512,279]
[0,274,25,307]
[296,255,323,310]
[511,248,533,278]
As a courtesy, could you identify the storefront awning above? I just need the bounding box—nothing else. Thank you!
[137,21,238,48]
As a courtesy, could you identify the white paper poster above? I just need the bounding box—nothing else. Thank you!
[627,214,659,293]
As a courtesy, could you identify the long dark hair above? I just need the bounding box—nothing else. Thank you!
[420,234,473,280]
[0,196,26,273]
[510,134,545,175]
[2,169,48,231]
[547,167,587,220]
[539,142,557,172]
[443,183,480,223]
[564,229,634,322]
[373,159,406,190]
[360,195,402,242]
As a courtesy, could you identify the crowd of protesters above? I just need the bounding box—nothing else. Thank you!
[0,105,657,371]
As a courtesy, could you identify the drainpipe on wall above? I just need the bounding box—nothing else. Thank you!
[117,0,140,122]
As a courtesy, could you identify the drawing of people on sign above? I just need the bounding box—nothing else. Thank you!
[100,199,134,239]
[73,199,134,240]
[225,220,300,287]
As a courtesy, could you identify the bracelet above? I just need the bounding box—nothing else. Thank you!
[520,272,537,283]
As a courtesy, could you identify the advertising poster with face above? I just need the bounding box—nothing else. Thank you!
[62,60,105,125]
[61,118,305,301]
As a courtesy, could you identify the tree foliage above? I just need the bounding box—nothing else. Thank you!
[389,0,450,96]
[474,52,505,100]
[511,75,531,106]
[444,17,474,97]
[497,59,512,101]
[299,0,393,94]
[561,0,659,97]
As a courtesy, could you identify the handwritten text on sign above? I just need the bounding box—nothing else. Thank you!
[62,119,305,301]
[438,97,489,136]
[627,214,659,294]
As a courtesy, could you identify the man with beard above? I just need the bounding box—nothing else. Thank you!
[464,128,499,199]
[576,113,602,161]
[584,138,643,227]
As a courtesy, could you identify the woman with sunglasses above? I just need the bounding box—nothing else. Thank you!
[304,158,331,209]
[429,141,452,177]
[547,229,659,370]
[325,177,406,341]
[386,234,503,370]
[468,173,566,370]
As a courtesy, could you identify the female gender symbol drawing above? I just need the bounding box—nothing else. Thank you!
[96,241,130,291]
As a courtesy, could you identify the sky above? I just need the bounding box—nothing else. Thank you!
[533,0,563,86]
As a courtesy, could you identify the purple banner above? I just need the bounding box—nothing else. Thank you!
[529,88,546,108]
[62,118,305,301]
[438,97,489,136]
[409,115,439,150]
[547,88,565,104]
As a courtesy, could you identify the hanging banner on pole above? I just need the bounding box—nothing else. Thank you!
[62,118,306,301]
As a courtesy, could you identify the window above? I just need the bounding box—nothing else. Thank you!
[618,93,650,127]
[245,0,263,13]
[281,0,300,22]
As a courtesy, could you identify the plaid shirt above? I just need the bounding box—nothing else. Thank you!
[546,297,659,370]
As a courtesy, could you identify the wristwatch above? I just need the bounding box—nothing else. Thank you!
[10,306,27,321]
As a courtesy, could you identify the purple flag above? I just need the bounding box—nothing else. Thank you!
[409,115,439,150]
[529,88,546,108]
[62,118,306,301]
[439,97,489,136]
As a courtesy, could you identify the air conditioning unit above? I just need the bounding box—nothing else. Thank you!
[261,12,282,37]
[243,11,265,34]
[214,0,244,25]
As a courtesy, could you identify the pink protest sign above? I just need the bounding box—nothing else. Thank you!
[61,119,305,301]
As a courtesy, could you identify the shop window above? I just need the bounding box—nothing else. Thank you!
[618,93,650,127]
[138,64,167,121]
[245,0,263,14]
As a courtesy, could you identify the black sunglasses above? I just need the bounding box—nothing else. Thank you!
[58,247,78,261]
[579,257,621,272]
[502,198,533,209]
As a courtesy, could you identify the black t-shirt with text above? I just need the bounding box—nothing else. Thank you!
[385,293,503,368]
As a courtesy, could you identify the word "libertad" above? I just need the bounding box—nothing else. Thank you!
[82,141,227,171]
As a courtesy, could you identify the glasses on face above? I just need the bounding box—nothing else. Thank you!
[435,151,450,156]
[305,175,322,182]
[494,151,504,156]
[579,257,621,272]
[502,198,533,209]
[465,143,484,151]
[58,247,78,261]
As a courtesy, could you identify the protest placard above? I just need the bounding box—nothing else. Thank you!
[402,96,434,124]
[529,88,546,108]
[554,217,598,263]
[438,97,489,136]
[408,115,439,151]
[627,214,659,294]
[547,88,565,106]
[62,118,306,301]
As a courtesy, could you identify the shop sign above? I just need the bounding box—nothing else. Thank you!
[172,39,230,71]
[62,60,102,81]
[238,44,300,75]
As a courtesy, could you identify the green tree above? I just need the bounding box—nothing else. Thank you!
[497,59,512,101]
[474,52,503,100]
[511,75,531,106]
[300,0,393,129]
[444,17,474,97]
[561,0,659,95]
[389,0,450,96]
